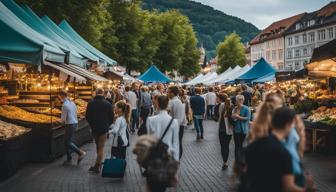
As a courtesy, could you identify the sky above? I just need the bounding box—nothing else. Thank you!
[193,0,331,29]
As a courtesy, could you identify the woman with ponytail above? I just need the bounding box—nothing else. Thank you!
[110,101,131,160]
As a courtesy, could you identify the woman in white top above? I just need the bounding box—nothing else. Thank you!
[217,93,234,170]
[147,95,180,161]
[110,101,130,159]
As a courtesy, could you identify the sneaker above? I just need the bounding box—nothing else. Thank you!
[196,134,201,140]
[201,135,204,139]
[63,160,73,166]
[77,151,86,165]
[88,165,100,174]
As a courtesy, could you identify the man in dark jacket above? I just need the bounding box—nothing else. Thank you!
[86,88,114,173]
[190,87,205,140]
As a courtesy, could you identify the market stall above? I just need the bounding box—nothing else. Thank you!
[138,65,172,83]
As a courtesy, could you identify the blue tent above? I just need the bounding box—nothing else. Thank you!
[251,72,275,84]
[236,58,276,83]
[138,65,172,83]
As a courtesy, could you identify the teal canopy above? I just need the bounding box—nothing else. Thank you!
[0,2,65,64]
[59,20,117,65]
[20,4,87,66]
[41,16,99,64]
[251,72,275,84]
[138,65,172,83]
[236,58,277,83]
[0,0,65,64]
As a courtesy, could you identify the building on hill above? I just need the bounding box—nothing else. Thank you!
[284,2,336,71]
[250,13,305,71]
[245,44,251,66]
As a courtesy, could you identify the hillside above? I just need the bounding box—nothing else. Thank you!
[143,0,260,58]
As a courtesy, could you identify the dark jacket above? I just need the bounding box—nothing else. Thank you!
[86,95,114,135]
[190,95,205,115]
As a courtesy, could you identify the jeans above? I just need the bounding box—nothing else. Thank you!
[219,131,232,163]
[93,133,107,165]
[193,116,204,135]
[140,107,150,124]
[233,133,246,164]
[64,124,80,161]
[131,109,139,131]
[179,126,185,159]
[207,105,215,119]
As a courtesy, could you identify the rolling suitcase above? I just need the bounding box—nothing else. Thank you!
[101,157,126,178]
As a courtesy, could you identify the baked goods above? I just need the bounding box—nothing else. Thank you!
[0,105,61,124]
[24,107,62,116]
[74,99,87,114]
[11,99,39,104]
[0,120,30,140]
[307,106,336,125]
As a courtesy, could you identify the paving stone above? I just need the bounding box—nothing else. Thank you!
[0,120,335,192]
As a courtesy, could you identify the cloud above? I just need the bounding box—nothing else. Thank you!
[193,0,330,29]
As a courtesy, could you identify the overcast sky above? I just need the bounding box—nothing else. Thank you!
[193,0,331,29]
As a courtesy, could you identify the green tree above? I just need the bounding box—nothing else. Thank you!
[153,10,187,73]
[216,33,246,73]
[179,23,200,78]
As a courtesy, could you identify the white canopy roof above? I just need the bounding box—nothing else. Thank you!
[205,66,241,85]
[190,72,217,85]
[221,65,251,84]
[184,73,204,85]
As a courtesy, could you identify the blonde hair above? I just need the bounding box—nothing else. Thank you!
[248,92,283,143]
[133,135,158,167]
[115,100,131,124]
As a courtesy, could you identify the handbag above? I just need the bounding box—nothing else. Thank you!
[102,122,127,178]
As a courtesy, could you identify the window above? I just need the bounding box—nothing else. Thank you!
[266,51,270,60]
[272,50,276,60]
[296,23,301,30]
[278,49,283,60]
[303,48,308,55]
[309,32,315,42]
[295,62,301,70]
[295,36,299,44]
[308,20,315,26]
[287,63,294,71]
[318,29,326,41]
[266,42,270,48]
[288,37,293,46]
[295,49,300,58]
[287,50,293,59]
[303,34,307,43]
[278,63,284,71]
[328,28,334,39]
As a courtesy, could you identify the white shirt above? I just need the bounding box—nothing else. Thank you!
[61,99,78,124]
[110,116,129,147]
[205,92,217,106]
[147,110,180,161]
[168,96,186,126]
[124,91,137,109]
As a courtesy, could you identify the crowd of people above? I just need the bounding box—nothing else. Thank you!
[58,81,316,192]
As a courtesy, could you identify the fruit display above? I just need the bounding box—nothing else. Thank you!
[74,99,87,114]
[0,120,30,140]
[11,99,39,104]
[307,106,336,125]
[24,107,62,116]
[0,105,61,124]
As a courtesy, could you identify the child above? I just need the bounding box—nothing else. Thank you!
[110,101,131,159]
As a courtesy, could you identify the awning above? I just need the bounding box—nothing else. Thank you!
[60,64,108,82]
[306,59,336,78]
[44,61,86,83]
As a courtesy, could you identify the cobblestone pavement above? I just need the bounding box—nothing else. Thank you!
[0,120,336,192]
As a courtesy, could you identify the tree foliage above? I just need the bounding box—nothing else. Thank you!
[217,33,246,73]
[143,0,260,58]
[15,0,201,78]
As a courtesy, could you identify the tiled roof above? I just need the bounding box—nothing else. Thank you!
[250,13,305,45]
[317,1,336,17]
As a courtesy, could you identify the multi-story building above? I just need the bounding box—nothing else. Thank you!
[250,14,305,70]
[285,2,336,71]
[245,44,251,66]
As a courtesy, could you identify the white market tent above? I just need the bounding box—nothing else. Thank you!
[186,72,213,85]
[184,73,204,85]
[201,72,218,83]
[205,66,241,85]
[221,65,251,84]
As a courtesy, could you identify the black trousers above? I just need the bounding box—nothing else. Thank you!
[179,125,184,159]
[219,131,232,163]
[111,146,127,160]
[233,133,246,164]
